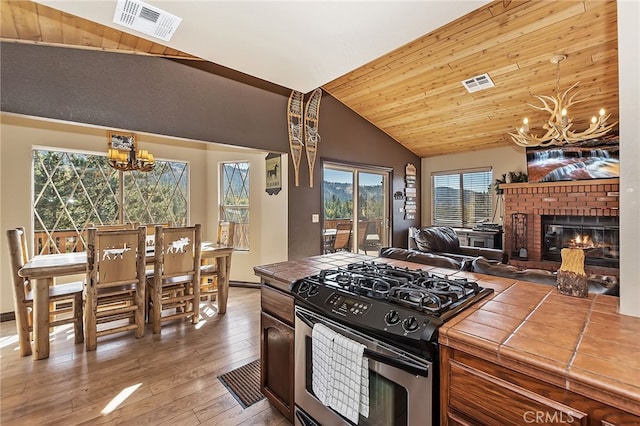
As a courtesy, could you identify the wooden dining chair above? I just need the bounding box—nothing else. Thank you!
[6,227,84,357]
[89,223,138,231]
[356,220,382,254]
[331,222,352,252]
[142,222,174,241]
[147,224,202,334]
[357,221,370,253]
[85,226,147,351]
[200,221,235,301]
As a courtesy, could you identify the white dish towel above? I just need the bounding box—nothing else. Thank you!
[311,323,336,406]
[311,323,370,424]
[327,332,370,423]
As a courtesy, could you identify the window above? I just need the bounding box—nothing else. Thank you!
[32,148,188,255]
[432,168,492,228]
[220,162,249,250]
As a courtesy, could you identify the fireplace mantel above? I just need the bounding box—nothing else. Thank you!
[500,178,619,191]
[501,178,620,276]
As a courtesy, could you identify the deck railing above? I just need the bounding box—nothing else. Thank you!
[34,225,251,255]
[323,219,383,237]
[34,230,85,255]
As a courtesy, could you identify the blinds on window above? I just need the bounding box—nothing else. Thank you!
[433,169,492,228]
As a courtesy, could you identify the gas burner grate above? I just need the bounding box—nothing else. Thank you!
[389,287,452,314]
[352,276,392,299]
[309,261,487,316]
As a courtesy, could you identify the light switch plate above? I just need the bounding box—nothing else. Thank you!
[312,214,319,223]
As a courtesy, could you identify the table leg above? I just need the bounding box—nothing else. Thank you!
[216,256,228,314]
[33,277,52,360]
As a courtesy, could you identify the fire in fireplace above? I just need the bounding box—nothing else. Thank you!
[542,215,619,268]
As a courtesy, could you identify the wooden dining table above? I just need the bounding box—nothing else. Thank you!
[18,242,233,360]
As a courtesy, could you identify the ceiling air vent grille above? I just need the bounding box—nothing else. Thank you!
[461,73,495,93]
[113,0,182,42]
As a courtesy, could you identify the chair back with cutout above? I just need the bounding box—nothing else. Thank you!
[85,226,146,350]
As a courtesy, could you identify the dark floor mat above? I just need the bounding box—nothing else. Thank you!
[217,359,265,409]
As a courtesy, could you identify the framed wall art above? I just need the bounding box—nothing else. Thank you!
[525,134,619,183]
[108,131,137,152]
[265,153,282,195]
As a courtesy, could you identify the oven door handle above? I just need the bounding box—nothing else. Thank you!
[363,348,429,377]
[296,307,429,377]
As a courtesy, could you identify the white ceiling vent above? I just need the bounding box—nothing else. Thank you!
[461,73,495,93]
[113,0,182,42]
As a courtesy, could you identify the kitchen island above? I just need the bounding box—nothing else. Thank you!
[254,252,640,424]
[438,269,640,425]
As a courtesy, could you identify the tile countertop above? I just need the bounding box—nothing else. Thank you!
[253,252,376,292]
[439,269,640,417]
[254,253,640,416]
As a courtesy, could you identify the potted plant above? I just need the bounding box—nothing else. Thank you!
[494,171,528,194]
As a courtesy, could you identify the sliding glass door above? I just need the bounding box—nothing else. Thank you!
[322,162,390,254]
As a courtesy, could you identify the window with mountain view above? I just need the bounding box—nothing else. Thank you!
[32,148,188,255]
[432,169,492,228]
[220,161,249,250]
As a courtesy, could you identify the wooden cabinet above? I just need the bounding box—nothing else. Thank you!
[440,346,640,425]
[260,282,295,422]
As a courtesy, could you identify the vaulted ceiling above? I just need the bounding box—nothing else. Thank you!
[1,0,619,158]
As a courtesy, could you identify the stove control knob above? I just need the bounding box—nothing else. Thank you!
[384,310,400,326]
[403,316,419,332]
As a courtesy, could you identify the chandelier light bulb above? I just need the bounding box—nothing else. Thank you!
[522,117,529,132]
[107,138,155,172]
[599,108,605,116]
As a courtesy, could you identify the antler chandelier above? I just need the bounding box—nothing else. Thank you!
[107,131,155,172]
[509,54,617,148]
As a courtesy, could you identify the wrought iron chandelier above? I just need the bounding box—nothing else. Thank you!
[107,148,155,172]
[509,54,617,148]
[107,132,155,172]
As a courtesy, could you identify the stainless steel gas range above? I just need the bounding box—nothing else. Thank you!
[290,261,493,426]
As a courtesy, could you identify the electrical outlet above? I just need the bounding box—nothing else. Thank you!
[312,214,319,223]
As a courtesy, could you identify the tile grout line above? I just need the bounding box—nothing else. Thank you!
[497,287,553,364]
[565,296,596,390]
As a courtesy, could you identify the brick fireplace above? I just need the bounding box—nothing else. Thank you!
[501,178,619,276]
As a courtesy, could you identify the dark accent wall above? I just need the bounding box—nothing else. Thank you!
[289,95,421,258]
[1,42,420,259]
[0,43,287,151]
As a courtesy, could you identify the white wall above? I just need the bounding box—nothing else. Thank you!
[421,144,527,227]
[205,146,288,282]
[0,114,288,313]
[617,0,640,317]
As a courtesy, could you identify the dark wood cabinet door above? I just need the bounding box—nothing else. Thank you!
[448,359,588,425]
[441,347,640,426]
[260,310,294,422]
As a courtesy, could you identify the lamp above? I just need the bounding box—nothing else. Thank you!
[107,132,155,172]
[509,54,617,148]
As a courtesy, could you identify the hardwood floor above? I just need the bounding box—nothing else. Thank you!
[0,287,291,425]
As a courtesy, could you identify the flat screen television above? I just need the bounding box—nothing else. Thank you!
[525,134,619,183]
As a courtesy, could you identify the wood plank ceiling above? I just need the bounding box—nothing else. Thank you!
[1,0,619,158]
